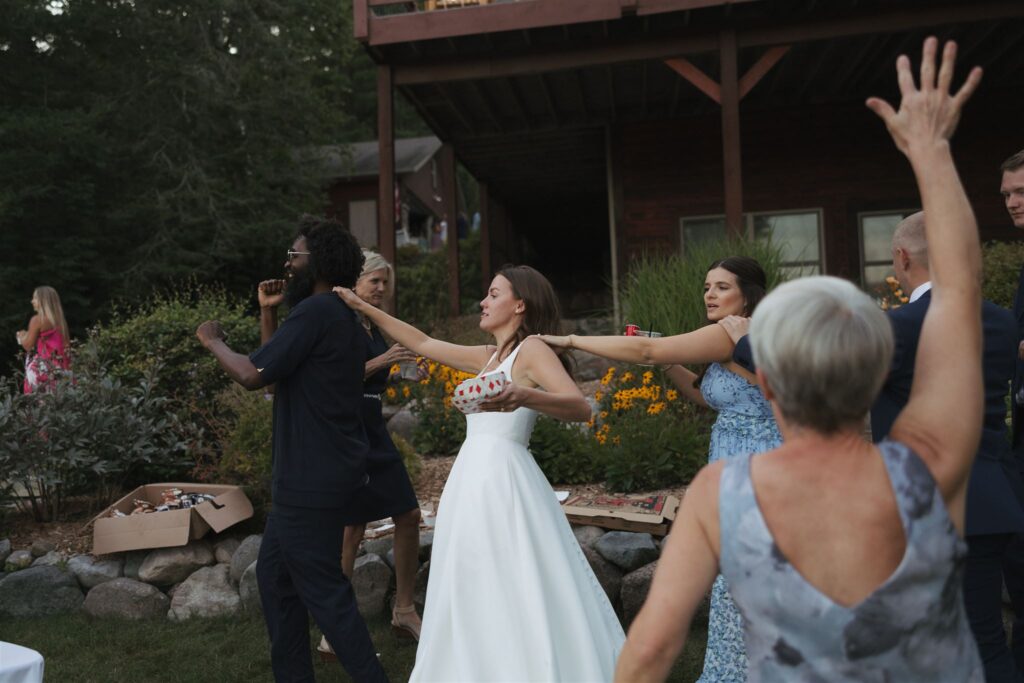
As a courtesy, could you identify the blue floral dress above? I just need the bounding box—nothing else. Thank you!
[696,362,782,682]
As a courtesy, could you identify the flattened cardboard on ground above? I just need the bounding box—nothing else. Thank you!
[92,483,254,555]
[562,494,679,536]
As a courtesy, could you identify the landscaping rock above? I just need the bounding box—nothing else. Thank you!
[384,548,396,569]
[239,560,261,615]
[68,554,123,590]
[168,565,241,621]
[138,542,215,586]
[123,550,148,580]
[84,578,169,620]
[214,537,241,564]
[572,525,605,549]
[0,539,11,565]
[381,402,403,422]
[5,549,33,572]
[414,560,430,612]
[595,532,659,572]
[418,531,434,562]
[230,535,262,583]
[386,404,418,443]
[352,553,392,617]
[31,551,64,568]
[363,536,394,560]
[30,539,56,557]
[582,545,623,610]
[621,561,658,625]
[0,566,83,617]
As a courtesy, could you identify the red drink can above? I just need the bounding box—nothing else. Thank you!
[624,323,640,336]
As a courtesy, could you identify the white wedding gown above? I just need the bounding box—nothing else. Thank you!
[410,345,625,682]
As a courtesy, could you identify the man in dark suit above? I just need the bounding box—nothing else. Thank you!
[1002,148,1024,674]
[873,211,1024,682]
[196,217,388,683]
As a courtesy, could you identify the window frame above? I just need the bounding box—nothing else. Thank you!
[857,208,917,288]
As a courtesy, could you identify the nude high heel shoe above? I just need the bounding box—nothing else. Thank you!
[391,604,422,642]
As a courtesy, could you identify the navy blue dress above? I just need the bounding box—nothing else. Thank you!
[347,326,419,523]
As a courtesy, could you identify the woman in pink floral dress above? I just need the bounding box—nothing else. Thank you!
[16,286,70,393]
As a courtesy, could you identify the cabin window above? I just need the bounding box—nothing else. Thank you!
[858,210,916,288]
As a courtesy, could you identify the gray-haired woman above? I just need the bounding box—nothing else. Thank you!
[615,38,986,682]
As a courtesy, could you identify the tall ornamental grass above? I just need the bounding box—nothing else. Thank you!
[620,237,790,336]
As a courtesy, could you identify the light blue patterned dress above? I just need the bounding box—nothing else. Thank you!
[697,362,782,683]
[719,440,983,682]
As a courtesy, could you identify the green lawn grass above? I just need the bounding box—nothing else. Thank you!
[0,613,708,682]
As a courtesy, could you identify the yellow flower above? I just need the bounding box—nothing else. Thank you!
[595,434,607,445]
[389,364,400,375]
[402,386,411,398]
[612,436,621,445]
[599,411,608,419]
[600,424,611,435]
[642,371,654,385]
[620,371,635,384]
[386,387,397,399]
[594,390,603,401]
[666,389,678,401]
[647,401,666,415]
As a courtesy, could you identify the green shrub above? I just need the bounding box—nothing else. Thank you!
[621,236,789,336]
[396,232,483,328]
[0,342,195,521]
[211,384,274,510]
[530,416,601,485]
[88,284,260,421]
[983,240,1024,309]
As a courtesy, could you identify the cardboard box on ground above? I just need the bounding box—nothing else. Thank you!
[562,494,679,536]
[92,483,254,555]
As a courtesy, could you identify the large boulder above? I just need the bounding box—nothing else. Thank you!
[30,539,56,557]
[621,561,658,625]
[31,551,64,568]
[418,531,434,563]
[84,578,169,620]
[5,549,33,572]
[0,566,84,617]
[0,539,11,565]
[122,550,148,580]
[595,532,659,572]
[582,545,623,611]
[352,553,393,618]
[362,537,394,560]
[230,535,262,583]
[239,561,261,615]
[214,537,241,564]
[386,404,419,443]
[138,542,215,586]
[68,554,124,590]
[572,525,606,549]
[168,565,242,621]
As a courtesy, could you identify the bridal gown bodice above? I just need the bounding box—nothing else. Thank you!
[408,345,625,682]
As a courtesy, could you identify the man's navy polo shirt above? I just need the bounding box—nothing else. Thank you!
[250,292,368,508]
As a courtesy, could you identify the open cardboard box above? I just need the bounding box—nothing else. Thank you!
[92,483,254,555]
[562,493,679,536]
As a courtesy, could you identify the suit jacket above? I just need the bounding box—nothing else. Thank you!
[1012,265,1024,458]
[871,290,1024,536]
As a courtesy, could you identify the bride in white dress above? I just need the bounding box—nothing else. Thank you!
[336,264,625,682]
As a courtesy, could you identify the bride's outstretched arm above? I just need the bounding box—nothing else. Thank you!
[538,324,734,366]
[478,338,591,422]
[334,287,492,375]
[614,463,722,682]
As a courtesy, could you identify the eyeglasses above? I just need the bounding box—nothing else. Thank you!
[286,250,310,261]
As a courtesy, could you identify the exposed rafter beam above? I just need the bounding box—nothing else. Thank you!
[738,45,790,98]
[664,57,721,103]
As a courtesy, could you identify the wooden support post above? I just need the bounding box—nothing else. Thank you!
[605,126,621,329]
[441,143,461,317]
[377,66,397,312]
[479,182,492,292]
[719,29,744,237]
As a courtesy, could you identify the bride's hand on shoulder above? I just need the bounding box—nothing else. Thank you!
[479,383,530,413]
[716,315,749,344]
[532,333,572,349]
[333,287,366,311]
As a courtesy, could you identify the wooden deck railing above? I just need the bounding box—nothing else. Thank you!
[354,0,759,45]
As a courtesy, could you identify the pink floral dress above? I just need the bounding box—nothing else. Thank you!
[24,328,69,394]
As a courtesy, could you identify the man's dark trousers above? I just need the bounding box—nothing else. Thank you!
[257,503,387,683]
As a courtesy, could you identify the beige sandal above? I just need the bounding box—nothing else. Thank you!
[391,604,422,642]
[317,635,336,662]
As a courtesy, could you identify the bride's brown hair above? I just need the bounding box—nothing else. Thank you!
[494,265,573,376]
